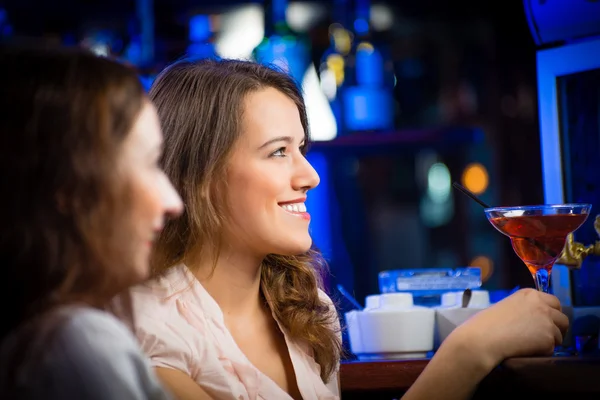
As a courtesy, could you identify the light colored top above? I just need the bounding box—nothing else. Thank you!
[130,264,341,400]
[0,306,171,400]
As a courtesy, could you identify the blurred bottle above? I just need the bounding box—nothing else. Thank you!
[331,0,396,134]
[319,0,353,133]
[187,14,218,61]
[253,0,338,141]
[252,0,311,86]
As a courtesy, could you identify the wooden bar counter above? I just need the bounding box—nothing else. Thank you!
[340,354,600,399]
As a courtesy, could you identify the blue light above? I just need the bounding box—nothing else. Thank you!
[305,151,332,261]
[353,18,369,35]
[123,39,142,65]
[189,14,211,42]
[272,0,287,24]
[356,45,383,85]
[186,43,217,60]
[139,75,155,92]
[253,35,311,87]
[342,86,394,131]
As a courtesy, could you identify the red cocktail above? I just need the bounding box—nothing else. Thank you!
[485,204,591,293]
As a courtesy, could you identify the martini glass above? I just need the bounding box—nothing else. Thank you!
[484,204,591,293]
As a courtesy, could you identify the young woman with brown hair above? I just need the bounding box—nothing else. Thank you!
[131,58,569,400]
[0,45,183,399]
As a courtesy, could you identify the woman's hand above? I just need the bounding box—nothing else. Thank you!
[402,289,569,400]
[449,288,569,370]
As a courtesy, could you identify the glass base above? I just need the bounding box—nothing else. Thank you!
[533,268,552,293]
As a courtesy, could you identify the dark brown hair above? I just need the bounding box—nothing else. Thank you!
[149,58,341,381]
[0,45,146,341]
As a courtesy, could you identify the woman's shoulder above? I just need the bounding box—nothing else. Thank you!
[1,306,170,400]
[53,307,170,399]
[15,305,142,357]
[129,265,217,324]
[128,266,214,379]
[129,265,198,316]
[49,306,150,369]
[2,306,138,358]
[131,264,195,298]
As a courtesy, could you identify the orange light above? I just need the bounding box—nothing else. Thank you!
[469,255,494,282]
[461,162,489,195]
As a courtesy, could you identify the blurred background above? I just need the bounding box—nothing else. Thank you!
[0,0,564,342]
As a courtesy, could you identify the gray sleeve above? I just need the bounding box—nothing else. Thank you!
[34,309,172,400]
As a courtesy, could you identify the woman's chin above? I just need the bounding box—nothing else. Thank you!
[277,239,313,256]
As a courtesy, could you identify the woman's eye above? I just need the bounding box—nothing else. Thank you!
[270,147,287,157]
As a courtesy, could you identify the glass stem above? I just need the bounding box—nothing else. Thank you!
[534,269,551,293]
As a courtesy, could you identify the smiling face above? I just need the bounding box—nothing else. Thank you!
[221,87,320,257]
[119,102,184,279]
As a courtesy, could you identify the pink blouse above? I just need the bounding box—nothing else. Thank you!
[130,264,341,400]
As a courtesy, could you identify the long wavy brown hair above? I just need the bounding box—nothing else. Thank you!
[149,58,341,381]
[0,45,146,342]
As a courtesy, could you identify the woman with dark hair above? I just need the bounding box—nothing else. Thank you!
[131,58,568,400]
[0,45,183,399]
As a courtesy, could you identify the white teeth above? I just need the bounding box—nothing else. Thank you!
[281,203,307,213]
